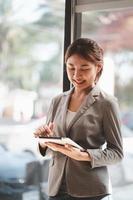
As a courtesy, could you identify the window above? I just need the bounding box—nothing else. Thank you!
[0,0,65,199]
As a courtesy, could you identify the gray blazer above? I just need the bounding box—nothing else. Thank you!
[39,85,123,197]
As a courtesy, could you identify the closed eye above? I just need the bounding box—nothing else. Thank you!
[81,68,90,71]
[68,67,75,70]
[67,64,75,70]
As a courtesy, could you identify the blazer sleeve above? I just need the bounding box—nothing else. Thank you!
[38,98,55,157]
[38,95,62,156]
[87,98,124,168]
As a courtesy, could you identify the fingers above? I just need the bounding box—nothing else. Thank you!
[45,125,53,135]
[65,143,72,148]
[44,142,81,161]
[34,122,54,137]
[45,142,58,151]
[45,143,73,153]
[45,142,67,152]
[49,122,54,131]
[64,144,80,152]
[34,126,45,137]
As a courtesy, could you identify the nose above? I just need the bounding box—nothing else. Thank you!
[73,69,82,79]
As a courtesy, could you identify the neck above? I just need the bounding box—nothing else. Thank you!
[73,85,95,98]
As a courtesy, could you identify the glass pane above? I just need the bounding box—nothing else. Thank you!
[0,0,65,199]
[82,8,133,200]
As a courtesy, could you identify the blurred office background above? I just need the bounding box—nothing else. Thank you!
[0,0,133,200]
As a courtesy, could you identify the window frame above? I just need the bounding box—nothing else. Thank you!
[63,0,133,91]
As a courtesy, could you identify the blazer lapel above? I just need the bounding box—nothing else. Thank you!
[67,85,100,133]
[61,88,74,134]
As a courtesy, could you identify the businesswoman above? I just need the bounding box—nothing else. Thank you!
[34,38,123,200]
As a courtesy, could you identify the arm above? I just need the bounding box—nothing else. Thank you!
[87,98,124,168]
[36,95,62,156]
[35,99,55,156]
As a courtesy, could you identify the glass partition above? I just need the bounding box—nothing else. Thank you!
[82,8,133,200]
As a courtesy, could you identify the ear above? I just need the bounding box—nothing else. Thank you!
[95,65,103,84]
[96,65,102,73]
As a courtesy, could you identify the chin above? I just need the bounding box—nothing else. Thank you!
[75,85,87,89]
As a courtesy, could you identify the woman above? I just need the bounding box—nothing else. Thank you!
[34,38,123,200]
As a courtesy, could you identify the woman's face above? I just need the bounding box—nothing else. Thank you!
[66,54,101,90]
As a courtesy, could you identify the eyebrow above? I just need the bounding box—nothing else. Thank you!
[67,63,73,66]
[67,63,90,67]
[81,64,90,67]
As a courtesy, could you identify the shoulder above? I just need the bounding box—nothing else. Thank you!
[92,85,118,107]
[99,89,118,105]
[51,89,71,104]
[52,93,63,102]
[98,89,120,114]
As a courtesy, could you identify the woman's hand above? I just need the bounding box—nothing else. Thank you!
[45,142,91,161]
[34,122,54,149]
[34,122,54,138]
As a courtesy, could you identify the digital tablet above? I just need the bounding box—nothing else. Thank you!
[38,136,84,150]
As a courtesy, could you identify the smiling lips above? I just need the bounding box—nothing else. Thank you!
[73,79,85,85]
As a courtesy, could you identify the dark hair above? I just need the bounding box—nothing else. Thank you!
[65,38,104,82]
